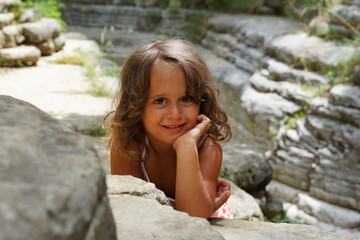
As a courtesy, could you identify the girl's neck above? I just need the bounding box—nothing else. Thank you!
[148,139,176,160]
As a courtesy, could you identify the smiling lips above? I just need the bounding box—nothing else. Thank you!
[162,123,185,131]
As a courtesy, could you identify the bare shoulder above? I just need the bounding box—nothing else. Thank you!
[110,140,142,178]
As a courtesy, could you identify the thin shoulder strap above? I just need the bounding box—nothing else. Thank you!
[141,136,150,182]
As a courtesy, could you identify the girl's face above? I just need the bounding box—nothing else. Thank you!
[142,60,200,147]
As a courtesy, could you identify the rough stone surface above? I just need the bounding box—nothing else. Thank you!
[106,174,170,206]
[0,95,116,240]
[108,184,225,240]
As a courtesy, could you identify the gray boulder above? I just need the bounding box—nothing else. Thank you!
[0,96,116,240]
[222,148,272,192]
[0,45,41,67]
[22,17,62,43]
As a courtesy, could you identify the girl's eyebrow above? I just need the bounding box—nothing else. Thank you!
[149,94,166,100]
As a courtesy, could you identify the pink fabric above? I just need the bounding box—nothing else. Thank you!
[209,202,233,219]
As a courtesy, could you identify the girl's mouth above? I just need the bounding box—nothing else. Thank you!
[162,123,185,131]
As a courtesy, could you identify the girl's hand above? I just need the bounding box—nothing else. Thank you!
[214,178,231,211]
[173,114,211,151]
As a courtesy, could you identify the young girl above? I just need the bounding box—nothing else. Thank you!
[105,39,233,219]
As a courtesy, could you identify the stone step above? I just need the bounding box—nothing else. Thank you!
[204,14,360,74]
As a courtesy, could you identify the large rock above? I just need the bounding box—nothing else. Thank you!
[22,17,62,43]
[0,45,41,67]
[0,96,116,240]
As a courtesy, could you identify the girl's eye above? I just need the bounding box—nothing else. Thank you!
[154,98,167,105]
[180,96,193,103]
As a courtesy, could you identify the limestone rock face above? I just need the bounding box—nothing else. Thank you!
[0,96,116,240]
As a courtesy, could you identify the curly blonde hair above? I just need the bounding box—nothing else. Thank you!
[104,39,231,162]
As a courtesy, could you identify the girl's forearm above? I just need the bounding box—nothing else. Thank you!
[174,141,213,218]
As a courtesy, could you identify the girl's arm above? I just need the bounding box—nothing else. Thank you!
[173,115,222,218]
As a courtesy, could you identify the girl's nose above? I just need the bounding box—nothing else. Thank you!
[167,103,181,119]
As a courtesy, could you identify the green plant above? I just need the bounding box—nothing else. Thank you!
[300,57,309,72]
[167,0,181,13]
[185,14,207,43]
[219,167,230,180]
[21,0,67,31]
[296,0,360,38]
[206,0,234,11]
[87,81,112,97]
[86,125,106,137]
